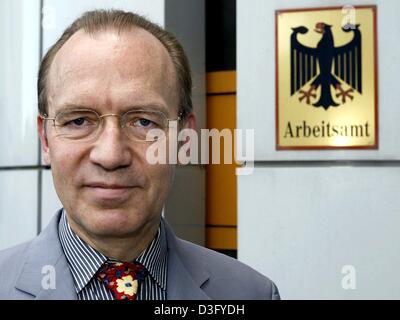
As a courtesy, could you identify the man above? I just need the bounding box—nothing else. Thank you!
[0,9,279,300]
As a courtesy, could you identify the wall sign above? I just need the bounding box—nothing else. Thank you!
[276,6,378,149]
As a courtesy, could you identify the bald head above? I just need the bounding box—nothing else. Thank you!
[47,28,179,117]
[38,10,192,119]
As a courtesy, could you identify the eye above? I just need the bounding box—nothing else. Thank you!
[63,117,91,127]
[138,118,152,127]
[71,118,86,126]
[124,111,164,130]
[131,118,158,128]
[55,110,98,130]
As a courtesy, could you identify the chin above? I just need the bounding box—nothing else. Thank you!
[86,207,150,237]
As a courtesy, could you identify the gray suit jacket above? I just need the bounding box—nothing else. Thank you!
[0,209,280,300]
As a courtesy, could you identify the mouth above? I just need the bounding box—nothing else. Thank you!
[86,183,135,189]
[84,183,138,201]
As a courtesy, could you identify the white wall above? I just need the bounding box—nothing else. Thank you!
[42,0,165,54]
[0,0,40,167]
[0,0,41,250]
[237,0,400,161]
[0,171,38,249]
[239,166,400,299]
[237,0,400,299]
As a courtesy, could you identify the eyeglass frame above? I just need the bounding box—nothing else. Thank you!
[39,108,185,143]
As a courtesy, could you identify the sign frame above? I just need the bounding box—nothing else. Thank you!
[275,5,378,150]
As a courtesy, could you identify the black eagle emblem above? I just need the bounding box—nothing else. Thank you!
[290,22,362,110]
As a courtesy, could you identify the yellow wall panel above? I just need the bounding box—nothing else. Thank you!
[206,163,237,226]
[206,71,236,94]
[206,94,237,226]
[207,94,236,129]
[206,71,237,250]
[206,227,237,250]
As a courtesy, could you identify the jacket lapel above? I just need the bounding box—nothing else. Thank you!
[164,221,211,300]
[15,209,76,300]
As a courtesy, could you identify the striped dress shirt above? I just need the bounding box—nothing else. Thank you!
[58,210,168,300]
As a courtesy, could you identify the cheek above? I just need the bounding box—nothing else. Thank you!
[147,164,175,196]
[48,141,86,192]
[136,144,175,198]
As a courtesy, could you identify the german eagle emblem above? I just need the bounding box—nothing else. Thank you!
[291,22,362,110]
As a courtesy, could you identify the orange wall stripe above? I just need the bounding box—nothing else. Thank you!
[206,94,237,226]
[206,71,236,94]
[206,71,237,250]
[206,227,237,250]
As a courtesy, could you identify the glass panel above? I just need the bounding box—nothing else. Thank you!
[0,0,40,166]
[0,170,38,250]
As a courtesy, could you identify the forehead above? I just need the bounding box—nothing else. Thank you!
[48,27,178,114]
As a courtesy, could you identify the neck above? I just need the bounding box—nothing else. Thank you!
[66,213,160,262]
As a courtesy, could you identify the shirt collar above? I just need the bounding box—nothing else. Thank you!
[58,209,168,293]
[135,216,168,291]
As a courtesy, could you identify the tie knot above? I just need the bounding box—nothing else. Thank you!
[96,261,148,300]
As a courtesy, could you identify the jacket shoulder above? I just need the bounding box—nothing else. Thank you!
[176,238,280,300]
[0,241,33,298]
[0,240,32,266]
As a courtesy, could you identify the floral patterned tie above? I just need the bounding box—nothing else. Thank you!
[96,261,148,300]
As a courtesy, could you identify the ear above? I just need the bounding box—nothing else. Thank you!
[177,112,197,165]
[37,115,51,165]
[181,112,197,132]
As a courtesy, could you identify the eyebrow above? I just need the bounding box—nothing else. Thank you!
[53,103,171,115]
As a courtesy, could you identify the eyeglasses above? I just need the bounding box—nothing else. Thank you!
[40,108,183,142]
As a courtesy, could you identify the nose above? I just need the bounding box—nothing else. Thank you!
[89,116,132,171]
